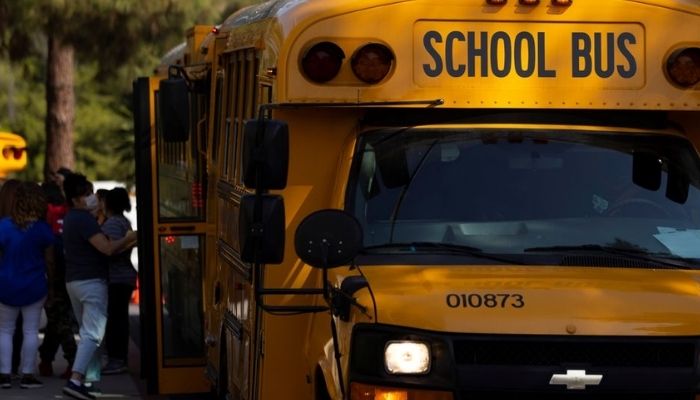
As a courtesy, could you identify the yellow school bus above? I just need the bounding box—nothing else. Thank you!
[0,131,27,179]
[134,0,700,399]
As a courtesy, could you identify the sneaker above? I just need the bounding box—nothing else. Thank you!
[38,360,53,377]
[101,359,127,375]
[19,374,44,389]
[63,380,96,400]
[0,374,11,389]
[85,382,102,396]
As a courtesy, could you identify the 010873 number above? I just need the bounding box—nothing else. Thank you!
[446,293,525,309]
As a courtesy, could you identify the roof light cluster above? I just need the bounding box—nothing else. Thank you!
[2,146,25,160]
[666,47,700,88]
[301,42,394,84]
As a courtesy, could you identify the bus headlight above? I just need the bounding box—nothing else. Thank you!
[384,341,431,374]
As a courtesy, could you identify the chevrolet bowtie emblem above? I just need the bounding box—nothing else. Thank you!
[549,369,603,390]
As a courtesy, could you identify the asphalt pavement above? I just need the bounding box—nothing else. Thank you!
[1,335,151,400]
[0,303,192,400]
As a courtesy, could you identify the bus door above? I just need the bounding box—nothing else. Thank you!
[133,76,210,394]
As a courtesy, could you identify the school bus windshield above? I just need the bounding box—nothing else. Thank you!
[348,128,700,263]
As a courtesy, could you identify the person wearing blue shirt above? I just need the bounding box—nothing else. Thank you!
[0,182,54,389]
[60,174,136,400]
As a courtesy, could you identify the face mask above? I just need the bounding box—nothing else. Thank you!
[85,194,99,211]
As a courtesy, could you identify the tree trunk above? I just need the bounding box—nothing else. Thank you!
[44,34,75,182]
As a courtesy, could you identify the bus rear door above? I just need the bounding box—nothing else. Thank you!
[133,76,210,395]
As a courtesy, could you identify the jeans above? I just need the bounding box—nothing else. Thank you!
[66,279,108,376]
[0,297,46,375]
[105,283,134,361]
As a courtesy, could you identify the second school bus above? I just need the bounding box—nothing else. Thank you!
[133,0,700,399]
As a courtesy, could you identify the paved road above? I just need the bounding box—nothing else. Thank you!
[1,304,205,400]
[1,336,154,400]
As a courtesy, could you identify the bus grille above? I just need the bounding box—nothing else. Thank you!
[453,339,695,367]
[458,391,695,400]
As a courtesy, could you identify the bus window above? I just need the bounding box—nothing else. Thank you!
[159,234,205,365]
[348,128,700,259]
[155,91,206,221]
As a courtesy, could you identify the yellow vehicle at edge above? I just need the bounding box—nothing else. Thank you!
[0,131,27,179]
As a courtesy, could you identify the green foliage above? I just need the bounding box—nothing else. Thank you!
[0,58,46,181]
[0,0,264,184]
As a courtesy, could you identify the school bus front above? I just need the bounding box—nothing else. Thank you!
[146,0,700,399]
[256,1,700,399]
[282,119,700,400]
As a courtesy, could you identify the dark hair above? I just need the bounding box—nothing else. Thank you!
[105,187,131,214]
[41,181,66,206]
[0,179,21,218]
[96,188,109,200]
[62,173,92,208]
[56,167,72,177]
[12,182,47,229]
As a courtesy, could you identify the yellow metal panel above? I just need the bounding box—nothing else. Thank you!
[158,365,210,394]
[360,265,700,336]
[280,0,700,110]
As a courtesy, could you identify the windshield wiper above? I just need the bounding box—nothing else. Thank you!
[362,242,524,265]
[523,244,695,269]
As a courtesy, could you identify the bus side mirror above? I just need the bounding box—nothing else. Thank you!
[632,151,661,191]
[294,209,363,269]
[239,195,285,264]
[242,119,289,190]
[159,77,190,142]
[375,140,410,189]
[666,162,689,204]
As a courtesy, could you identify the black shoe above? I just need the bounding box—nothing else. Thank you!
[0,374,11,389]
[63,380,96,400]
[19,374,43,388]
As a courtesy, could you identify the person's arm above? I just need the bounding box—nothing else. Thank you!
[88,230,136,256]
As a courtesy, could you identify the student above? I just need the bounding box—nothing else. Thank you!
[101,187,136,375]
[0,179,23,377]
[61,174,136,400]
[0,182,54,389]
[38,181,77,379]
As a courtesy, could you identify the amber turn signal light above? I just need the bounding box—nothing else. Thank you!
[666,47,700,88]
[2,146,25,160]
[351,43,394,84]
[349,382,454,400]
[301,42,345,83]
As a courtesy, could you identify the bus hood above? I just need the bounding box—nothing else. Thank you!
[358,265,700,336]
